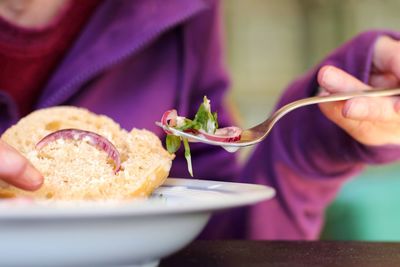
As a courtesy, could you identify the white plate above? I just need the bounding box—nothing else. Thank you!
[0,178,275,267]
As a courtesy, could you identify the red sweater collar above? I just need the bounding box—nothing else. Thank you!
[0,0,100,116]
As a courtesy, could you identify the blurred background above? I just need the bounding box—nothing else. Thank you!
[222,0,400,241]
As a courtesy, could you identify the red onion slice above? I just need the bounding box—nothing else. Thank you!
[161,109,178,134]
[199,126,242,142]
[36,129,121,173]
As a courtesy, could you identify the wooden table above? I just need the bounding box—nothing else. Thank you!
[160,240,400,267]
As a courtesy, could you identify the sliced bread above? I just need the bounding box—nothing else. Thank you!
[0,106,174,200]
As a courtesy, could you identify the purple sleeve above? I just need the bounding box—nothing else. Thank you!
[242,30,400,240]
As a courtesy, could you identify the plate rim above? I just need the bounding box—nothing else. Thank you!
[0,178,275,220]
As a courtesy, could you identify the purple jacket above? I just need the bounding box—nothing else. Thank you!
[1,0,399,240]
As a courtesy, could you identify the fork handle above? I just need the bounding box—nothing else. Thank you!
[311,87,400,104]
[259,87,400,134]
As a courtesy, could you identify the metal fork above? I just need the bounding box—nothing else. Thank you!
[157,88,400,149]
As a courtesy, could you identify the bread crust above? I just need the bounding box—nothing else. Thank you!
[0,106,174,200]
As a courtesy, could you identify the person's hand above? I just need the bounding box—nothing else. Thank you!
[317,36,400,146]
[0,140,43,190]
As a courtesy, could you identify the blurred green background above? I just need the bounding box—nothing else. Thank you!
[222,0,400,241]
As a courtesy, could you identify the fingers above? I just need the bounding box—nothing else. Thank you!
[318,65,370,94]
[343,96,400,122]
[0,141,43,191]
[317,65,400,122]
[373,36,400,78]
[317,65,369,122]
[369,73,399,88]
[315,38,400,146]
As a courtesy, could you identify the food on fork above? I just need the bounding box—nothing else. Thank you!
[0,106,174,200]
[159,96,242,176]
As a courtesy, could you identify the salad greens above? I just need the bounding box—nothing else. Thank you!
[165,96,218,177]
[165,134,181,154]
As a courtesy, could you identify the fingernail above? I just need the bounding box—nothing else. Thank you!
[0,143,43,190]
[20,165,43,190]
[321,67,343,88]
[343,99,369,119]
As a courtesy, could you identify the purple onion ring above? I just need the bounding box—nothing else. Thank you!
[36,129,121,173]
